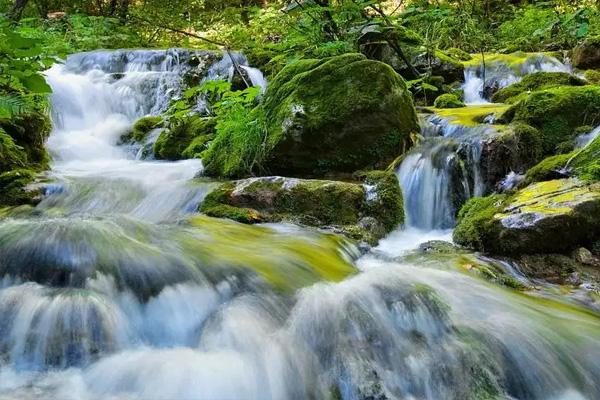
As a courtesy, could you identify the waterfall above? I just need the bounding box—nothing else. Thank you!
[0,49,599,399]
[463,53,572,104]
[397,115,495,230]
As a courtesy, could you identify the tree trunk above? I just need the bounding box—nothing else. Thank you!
[9,0,30,20]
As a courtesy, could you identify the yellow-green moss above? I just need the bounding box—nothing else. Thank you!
[462,52,559,69]
[129,116,163,142]
[434,104,509,126]
[186,215,357,291]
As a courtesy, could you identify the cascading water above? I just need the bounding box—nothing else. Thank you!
[397,114,495,230]
[0,49,599,399]
[463,53,572,104]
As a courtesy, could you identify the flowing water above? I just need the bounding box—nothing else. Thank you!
[463,53,572,104]
[0,49,599,399]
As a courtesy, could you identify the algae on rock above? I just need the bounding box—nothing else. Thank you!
[454,179,600,255]
[200,171,404,244]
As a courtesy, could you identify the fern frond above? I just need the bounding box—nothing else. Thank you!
[0,94,34,119]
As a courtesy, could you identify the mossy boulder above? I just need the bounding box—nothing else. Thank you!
[573,36,600,70]
[506,86,600,155]
[0,169,38,206]
[200,171,403,244]
[258,53,419,177]
[454,179,600,255]
[153,115,215,160]
[399,50,464,83]
[584,69,600,85]
[521,153,573,186]
[122,116,163,143]
[491,72,586,104]
[480,122,543,187]
[433,93,465,109]
[0,112,51,171]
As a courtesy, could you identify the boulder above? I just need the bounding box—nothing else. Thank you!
[453,179,600,255]
[506,86,600,155]
[200,171,404,244]
[491,72,586,104]
[570,133,600,182]
[203,53,418,178]
[479,122,543,188]
[153,115,215,160]
[433,93,465,109]
[573,37,600,70]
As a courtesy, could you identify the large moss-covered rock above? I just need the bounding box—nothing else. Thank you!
[0,169,38,206]
[258,53,418,177]
[491,72,586,104]
[454,179,600,255]
[521,152,573,186]
[506,86,600,155]
[0,112,51,171]
[573,36,600,70]
[200,171,403,244]
[122,116,164,143]
[153,115,215,160]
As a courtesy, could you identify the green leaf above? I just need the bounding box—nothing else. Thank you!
[18,74,52,94]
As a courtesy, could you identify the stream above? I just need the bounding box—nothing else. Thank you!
[0,50,599,400]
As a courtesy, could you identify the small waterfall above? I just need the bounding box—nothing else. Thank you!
[397,115,496,230]
[463,53,572,104]
[576,125,600,148]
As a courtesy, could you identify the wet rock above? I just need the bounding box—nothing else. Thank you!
[255,54,418,177]
[200,171,404,244]
[573,36,600,70]
[454,179,600,255]
[418,240,462,254]
[505,85,600,155]
[572,247,600,268]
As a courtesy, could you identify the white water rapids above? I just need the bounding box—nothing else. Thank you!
[0,49,599,399]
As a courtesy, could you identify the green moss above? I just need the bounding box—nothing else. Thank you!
[571,134,600,182]
[0,168,36,205]
[200,174,404,244]
[0,112,51,171]
[433,93,465,109]
[356,170,404,232]
[182,134,213,159]
[434,104,509,126]
[491,72,586,104]
[584,70,600,85]
[130,116,163,142]
[522,152,573,186]
[453,195,506,252]
[259,53,419,176]
[154,115,215,160]
[445,48,472,61]
[0,130,27,172]
[509,86,600,155]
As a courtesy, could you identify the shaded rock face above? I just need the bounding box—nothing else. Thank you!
[200,172,404,244]
[261,54,419,177]
[573,37,600,70]
[454,179,600,256]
